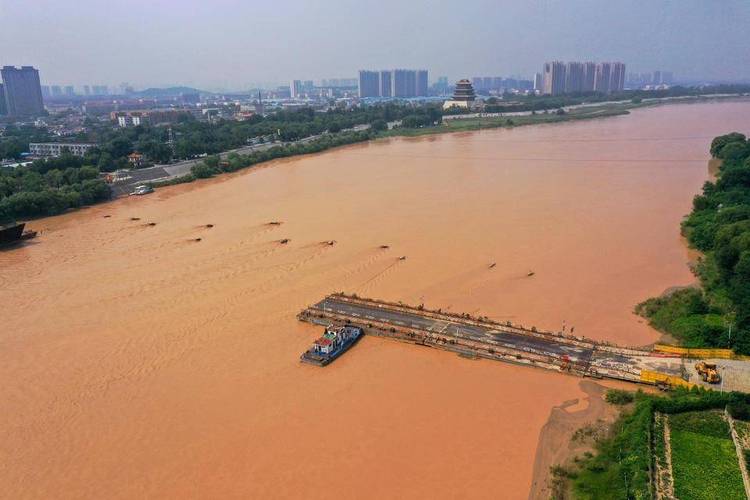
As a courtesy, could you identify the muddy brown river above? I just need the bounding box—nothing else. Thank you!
[2,100,749,499]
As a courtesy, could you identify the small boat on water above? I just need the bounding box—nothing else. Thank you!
[300,325,364,366]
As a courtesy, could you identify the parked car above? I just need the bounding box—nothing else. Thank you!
[129,185,154,196]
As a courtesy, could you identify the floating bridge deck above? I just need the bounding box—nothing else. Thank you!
[298,293,691,385]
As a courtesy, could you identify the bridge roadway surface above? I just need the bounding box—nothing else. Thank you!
[314,297,635,367]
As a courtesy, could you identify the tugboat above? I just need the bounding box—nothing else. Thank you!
[300,325,364,366]
[0,222,37,248]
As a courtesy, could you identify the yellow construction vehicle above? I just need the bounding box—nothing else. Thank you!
[695,361,721,383]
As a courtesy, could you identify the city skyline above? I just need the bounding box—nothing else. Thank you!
[1,0,749,89]
[541,61,626,96]
[358,69,429,98]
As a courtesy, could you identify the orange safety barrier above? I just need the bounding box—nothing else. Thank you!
[653,344,750,360]
[640,369,696,388]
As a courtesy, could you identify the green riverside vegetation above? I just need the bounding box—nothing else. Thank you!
[561,388,750,499]
[0,154,111,222]
[636,132,750,354]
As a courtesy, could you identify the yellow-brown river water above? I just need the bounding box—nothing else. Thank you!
[2,100,749,499]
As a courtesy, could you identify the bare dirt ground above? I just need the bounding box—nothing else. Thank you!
[527,380,624,499]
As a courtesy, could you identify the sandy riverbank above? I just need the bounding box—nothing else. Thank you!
[527,381,629,499]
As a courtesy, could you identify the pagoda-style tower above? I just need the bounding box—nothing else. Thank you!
[452,79,476,102]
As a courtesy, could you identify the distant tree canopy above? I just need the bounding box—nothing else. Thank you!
[0,152,110,221]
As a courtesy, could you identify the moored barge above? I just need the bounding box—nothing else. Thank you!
[300,325,363,366]
[0,222,37,248]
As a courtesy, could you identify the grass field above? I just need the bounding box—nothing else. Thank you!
[382,102,636,138]
[669,411,746,500]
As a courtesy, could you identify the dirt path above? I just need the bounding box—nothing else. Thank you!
[725,409,750,499]
[527,380,621,499]
[655,412,676,500]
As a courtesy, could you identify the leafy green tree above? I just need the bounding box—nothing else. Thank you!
[371,119,387,132]
[711,132,746,157]
[719,141,750,161]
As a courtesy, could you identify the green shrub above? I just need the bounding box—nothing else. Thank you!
[605,389,635,405]
[728,401,750,421]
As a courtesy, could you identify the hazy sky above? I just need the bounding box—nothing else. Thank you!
[1,0,749,90]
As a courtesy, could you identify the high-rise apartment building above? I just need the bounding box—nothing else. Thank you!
[542,60,625,94]
[610,62,626,92]
[359,69,428,98]
[533,73,543,92]
[392,69,416,97]
[64,85,75,96]
[582,62,597,91]
[289,80,303,98]
[435,76,449,95]
[542,61,567,95]
[51,85,62,97]
[0,84,7,115]
[565,62,585,93]
[379,71,392,97]
[416,70,429,97]
[1,66,45,116]
[358,70,380,98]
[594,62,612,93]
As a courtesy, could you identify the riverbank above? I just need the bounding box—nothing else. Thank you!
[528,381,622,499]
[635,132,750,355]
[145,94,749,191]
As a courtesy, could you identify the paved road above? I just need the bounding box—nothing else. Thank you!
[107,127,367,196]
[307,296,750,386]
[316,297,595,364]
[109,167,171,196]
